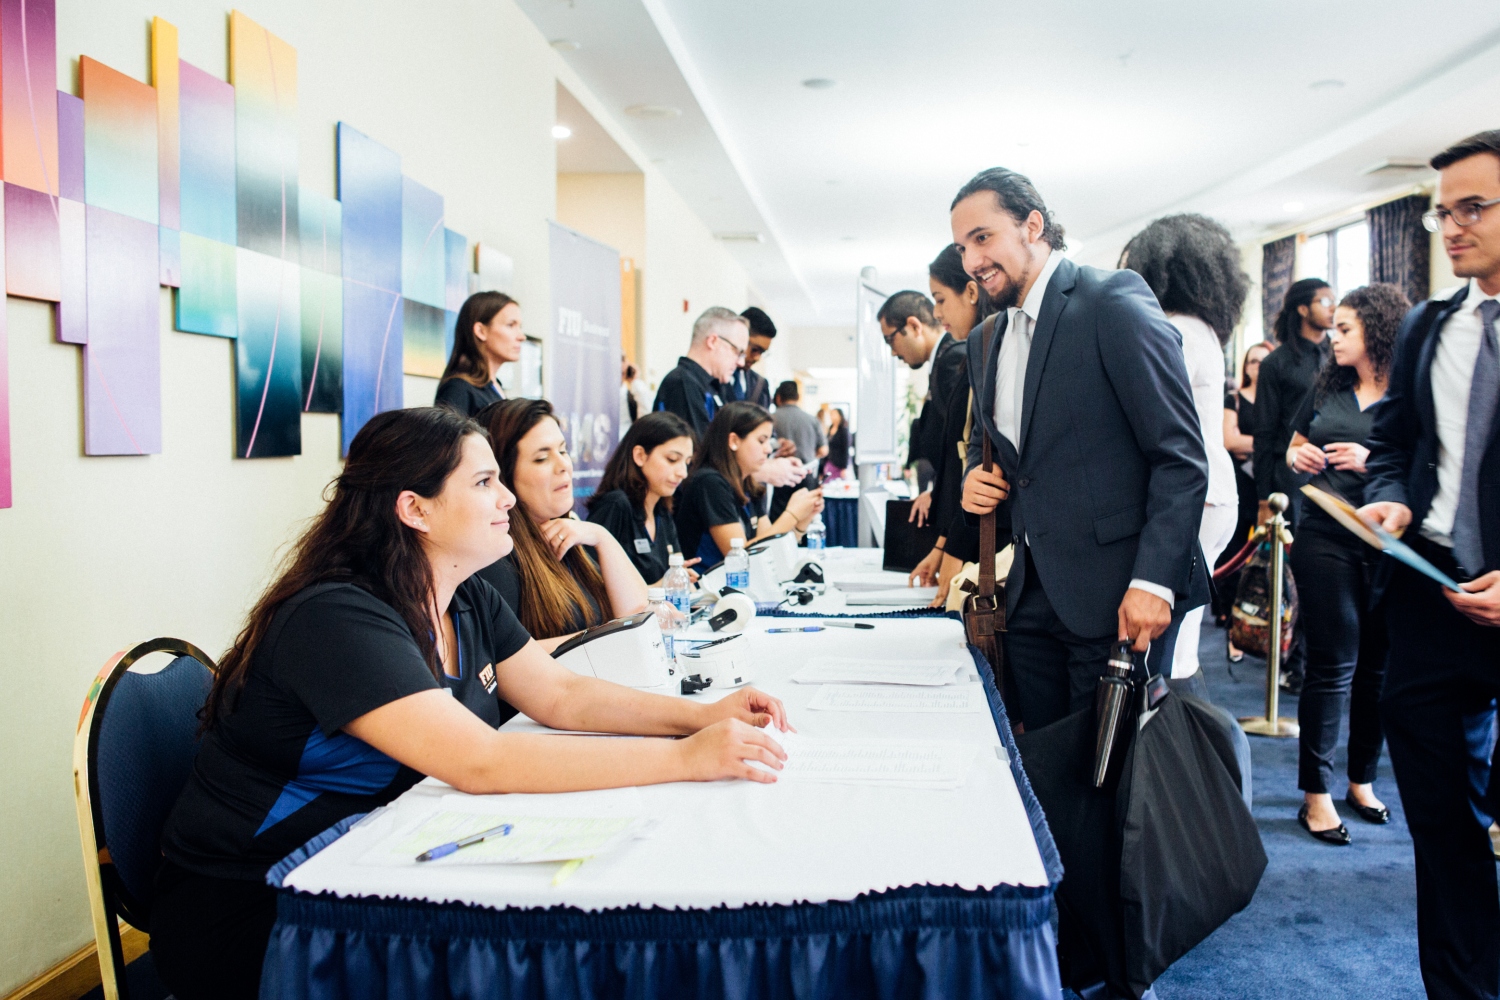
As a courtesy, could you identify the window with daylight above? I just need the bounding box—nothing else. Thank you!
[1296,220,1370,299]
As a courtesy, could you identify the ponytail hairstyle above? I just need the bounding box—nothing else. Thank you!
[442,291,517,388]
[479,398,610,638]
[589,411,694,515]
[1272,278,1329,346]
[690,401,771,507]
[1313,283,1409,404]
[202,407,483,729]
[928,243,995,331]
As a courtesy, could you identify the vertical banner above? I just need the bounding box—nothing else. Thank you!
[547,222,620,516]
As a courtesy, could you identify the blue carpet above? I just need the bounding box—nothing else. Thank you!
[1144,621,1423,1000]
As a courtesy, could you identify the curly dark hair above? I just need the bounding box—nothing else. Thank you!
[1313,283,1410,403]
[1119,214,1250,345]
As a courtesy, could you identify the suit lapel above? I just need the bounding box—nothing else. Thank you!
[977,313,1020,473]
[1018,257,1077,456]
[1417,288,1469,441]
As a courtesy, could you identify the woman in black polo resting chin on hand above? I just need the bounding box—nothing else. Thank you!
[149,406,791,1000]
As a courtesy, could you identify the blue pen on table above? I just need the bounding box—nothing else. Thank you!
[766,626,824,633]
[415,821,513,862]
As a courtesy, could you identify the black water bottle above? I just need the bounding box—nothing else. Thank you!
[1092,640,1136,788]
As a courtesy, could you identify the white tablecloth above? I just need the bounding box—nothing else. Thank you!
[279,615,1046,912]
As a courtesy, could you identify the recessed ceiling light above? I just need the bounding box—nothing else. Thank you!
[550,38,581,51]
[802,78,836,90]
[551,124,572,139]
[840,236,855,242]
[625,104,682,120]
[1361,158,1429,176]
[1309,78,1344,91]
[1015,140,1031,148]
[1283,200,1305,213]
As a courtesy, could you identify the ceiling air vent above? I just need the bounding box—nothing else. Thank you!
[1360,158,1429,177]
[715,232,764,243]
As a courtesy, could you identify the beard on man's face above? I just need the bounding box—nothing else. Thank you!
[986,258,1031,312]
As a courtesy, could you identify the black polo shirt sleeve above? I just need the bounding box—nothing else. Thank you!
[587,490,636,549]
[462,576,532,665]
[697,470,749,529]
[271,586,442,738]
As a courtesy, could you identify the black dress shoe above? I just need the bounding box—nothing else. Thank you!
[1344,793,1390,825]
[1298,803,1351,845]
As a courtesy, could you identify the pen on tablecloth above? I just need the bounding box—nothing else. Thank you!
[766,626,823,633]
[415,822,513,862]
[818,621,874,629]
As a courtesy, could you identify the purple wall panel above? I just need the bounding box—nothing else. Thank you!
[56,195,84,343]
[159,224,180,287]
[0,199,8,507]
[4,181,59,300]
[57,90,81,200]
[82,205,160,455]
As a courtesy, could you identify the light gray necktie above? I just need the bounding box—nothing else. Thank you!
[1453,298,1500,577]
[1012,312,1031,455]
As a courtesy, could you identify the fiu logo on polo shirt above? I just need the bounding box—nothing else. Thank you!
[479,663,497,694]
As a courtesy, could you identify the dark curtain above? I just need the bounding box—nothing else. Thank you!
[1368,194,1431,306]
[1260,236,1296,342]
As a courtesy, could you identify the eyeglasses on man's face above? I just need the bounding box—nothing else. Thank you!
[1422,197,1500,233]
[719,336,747,361]
[1314,296,1335,309]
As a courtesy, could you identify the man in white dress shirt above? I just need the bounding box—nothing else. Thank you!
[1361,130,1500,1000]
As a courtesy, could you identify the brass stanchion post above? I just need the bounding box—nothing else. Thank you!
[1240,492,1300,738]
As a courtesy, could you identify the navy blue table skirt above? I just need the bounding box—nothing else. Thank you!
[261,637,1063,1000]
[822,496,859,548]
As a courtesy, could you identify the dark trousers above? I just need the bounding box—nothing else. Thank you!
[149,860,279,1000]
[1003,548,1182,730]
[1381,538,1500,1000]
[1290,519,1388,794]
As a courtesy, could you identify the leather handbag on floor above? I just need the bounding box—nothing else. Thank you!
[961,317,1007,690]
[1227,539,1297,659]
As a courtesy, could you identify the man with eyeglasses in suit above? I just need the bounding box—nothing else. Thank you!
[1361,129,1500,1000]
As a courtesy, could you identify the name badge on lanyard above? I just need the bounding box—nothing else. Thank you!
[634,537,653,554]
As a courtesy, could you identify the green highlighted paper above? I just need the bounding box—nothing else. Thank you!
[359,811,645,867]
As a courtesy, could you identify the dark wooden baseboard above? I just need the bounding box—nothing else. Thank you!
[2,927,149,1000]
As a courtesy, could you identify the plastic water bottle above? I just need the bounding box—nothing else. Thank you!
[725,537,751,591]
[664,553,694,616]
[806,514,826,553]
[648,587,682,666]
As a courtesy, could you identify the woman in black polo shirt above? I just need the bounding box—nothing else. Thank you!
[150,407,790,1000]
[587,411,694,586]
[675,401,822,565]
[434,291,524,415]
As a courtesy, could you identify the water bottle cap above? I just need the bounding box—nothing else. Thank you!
[647,587,665,601]
[669,552,684,565]
[730,537,745,548]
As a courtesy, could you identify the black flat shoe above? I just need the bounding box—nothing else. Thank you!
[1344,794,1390,825]
[1298,803,1351,845]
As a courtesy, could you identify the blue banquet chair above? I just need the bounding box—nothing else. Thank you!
[72,637,217,1000]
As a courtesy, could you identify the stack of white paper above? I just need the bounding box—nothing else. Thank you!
[791,658,964,686]
[763,731,978,788]
[806,684,985,713]
[358,809,647,867]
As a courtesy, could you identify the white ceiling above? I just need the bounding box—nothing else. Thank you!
[518,0,1500,325]
[555,84,639,174]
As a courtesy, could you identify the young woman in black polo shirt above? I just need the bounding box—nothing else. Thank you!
[475,399,649,649]
[675,401,823,565]
[587,411,695,586]
[150,407,790,1000]
[434,291,524,415]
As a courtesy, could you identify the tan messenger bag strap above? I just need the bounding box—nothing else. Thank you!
[962,315,1006,694]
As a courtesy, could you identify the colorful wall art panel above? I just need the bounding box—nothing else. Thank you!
[1,0,58,195]
[56,196,83,343]
[402,298,445,379]
[401,176,444,308]
[56,89,81,200]
[83,206,160,455]
[151,17,179,286]
[5,182,58,300]
[230,11,296,263]
[337,122,402,452]
[235,248,300,457]
[80,56,157,226]
[0,217,8,507]
[176,231,237,337]
[178,61,235,244]
[444,227,467,359]
[298,189,341,412]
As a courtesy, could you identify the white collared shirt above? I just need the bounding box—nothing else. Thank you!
[1422,280,1500,547]
[987,250,1173,607]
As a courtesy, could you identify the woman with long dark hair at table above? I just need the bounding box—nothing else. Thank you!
[475,399,648,649]
[1285,282,1407,844]
[435,291,524,416]
[587,410,695,587]
[676,401,822,564]
[150,407,790,1000]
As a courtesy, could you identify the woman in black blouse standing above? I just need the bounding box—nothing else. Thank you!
[587,411,695,586]
[435,292,525,416]
[1285,283,1408,844]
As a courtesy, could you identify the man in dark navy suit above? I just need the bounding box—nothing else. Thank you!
[1361,130,1500,1000]
[953,168,1210,733]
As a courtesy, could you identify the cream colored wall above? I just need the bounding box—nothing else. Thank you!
[640,171,754,390]
[0,0,746,992]
[556,173,646,266]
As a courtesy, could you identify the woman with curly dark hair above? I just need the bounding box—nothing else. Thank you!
[1121,213,1250,686]
[1284,282,1409,844]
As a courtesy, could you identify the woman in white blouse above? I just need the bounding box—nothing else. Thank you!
[1121,214,1251,688]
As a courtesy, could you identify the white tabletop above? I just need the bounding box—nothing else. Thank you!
[279,615,1046,912]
